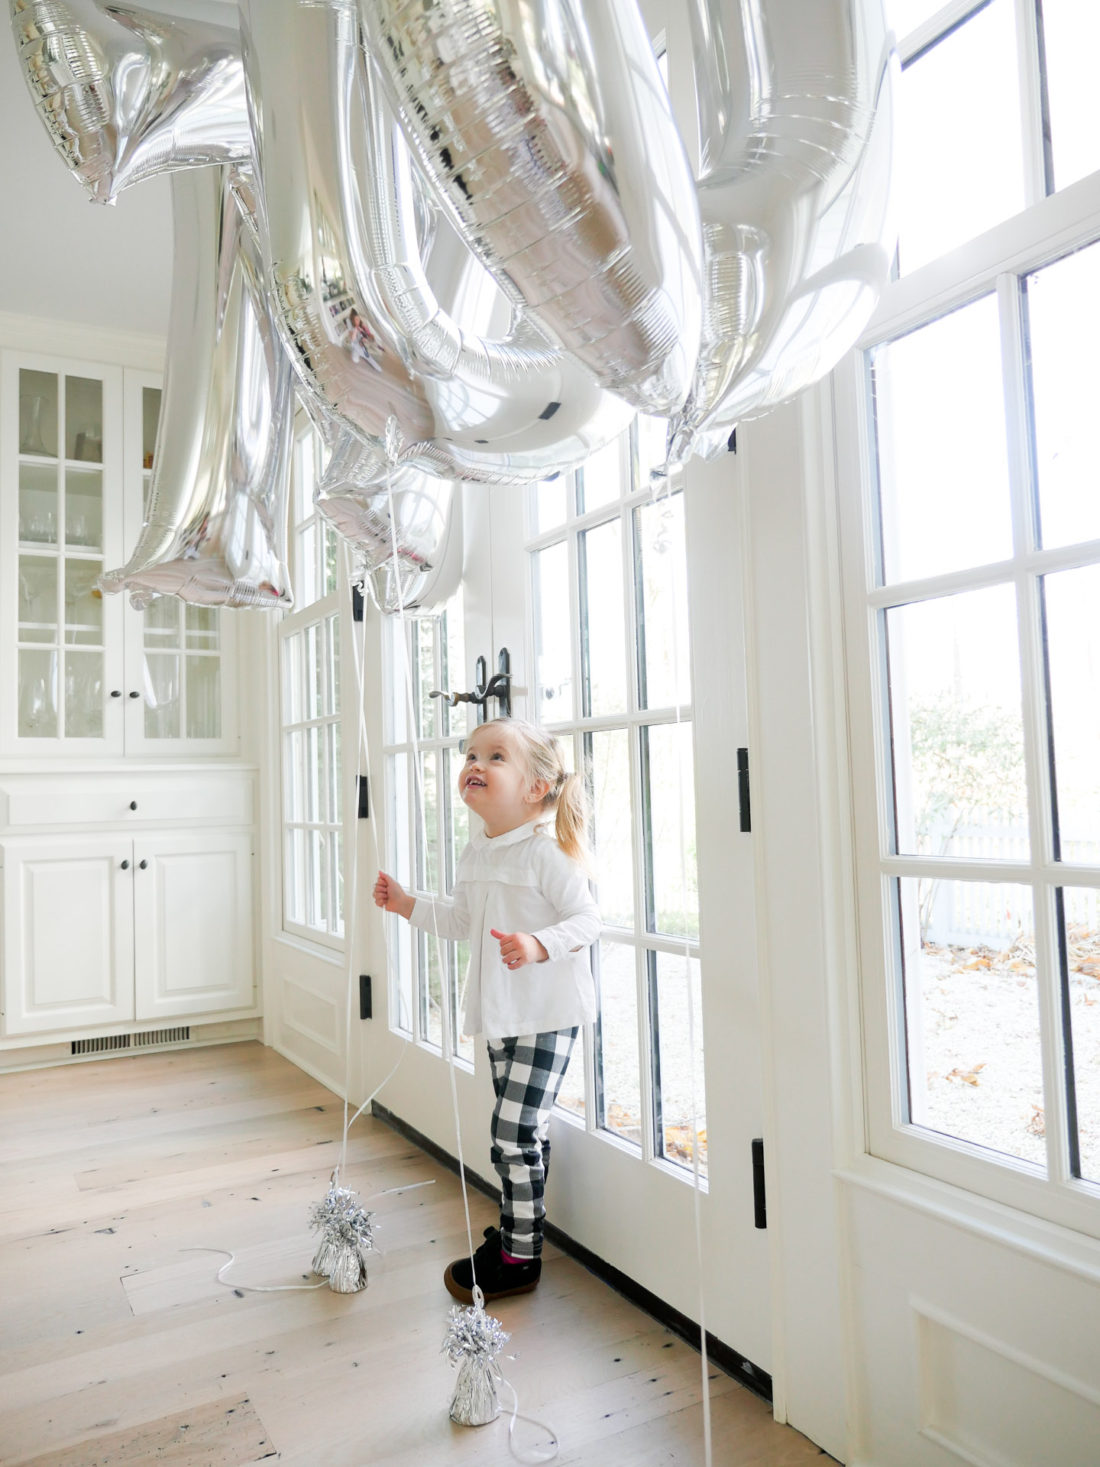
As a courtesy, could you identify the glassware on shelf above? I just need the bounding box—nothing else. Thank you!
[72,424,103,462]
[19,395,50,456]
[18,650,57,738]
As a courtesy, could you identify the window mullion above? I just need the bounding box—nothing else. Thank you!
[1014,0,1051,202]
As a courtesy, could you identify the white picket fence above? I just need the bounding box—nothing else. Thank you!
[921,826,1100,947]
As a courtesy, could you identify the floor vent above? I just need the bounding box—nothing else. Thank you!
[71,1027,192,1057]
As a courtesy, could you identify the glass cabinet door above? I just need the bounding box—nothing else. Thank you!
[15,366,118,745]
[123,376,233,751]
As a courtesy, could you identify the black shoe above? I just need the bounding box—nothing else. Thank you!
[444,1225,542,1305]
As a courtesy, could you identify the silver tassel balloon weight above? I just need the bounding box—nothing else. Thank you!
[443,1302,510,1427]
[308,1181,375,1294]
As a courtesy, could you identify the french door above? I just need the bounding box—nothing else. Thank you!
[365,429,772,1369]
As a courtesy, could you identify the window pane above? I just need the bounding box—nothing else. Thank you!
[19,369,58,457]
[298,521,319,607]
[872,296,1012,583]
[533,478,569,533]
[64,652,102,739]
[392,909,414,1034]
[533,540,574,720]
[305,623,322,720]
[415,620,436,738]
[899,877,1043,1167]
[442,598,467,739]
[285,828,305,926]
[634,413,668,487]
[589,727,634,927]
[18,649,57,738]
[63,558,103,645]
[66,376,102,463]
[580,518,627,717]
[579,433,624,512]
[285,731,305,822]
[421,929,444,1049]
[596,941,642,1148]
[18,555,57,639]
[1044,566,1100,856]
[1027,244,1100,549]
[444,748,469,892]
[643,722,699,938]
[653,951,707,1177]
[66,469,101,550]
[454,941,475,1063]
[308,828,327,929]
[184,604,219,650]
[185,657,220,739]
[1062,887,1100,1183]
[886,586,1027,859]
[144,654,180,740]
[389,752,413,888]
[332,829,344,937]
[417,750,441,892]
[326,615,340,717]
[1042,1,1100,192]
[896,1,1025,274]
[283,631,303,724]
[635,492,690,710]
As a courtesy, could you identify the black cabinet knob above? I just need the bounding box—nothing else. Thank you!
[110,690,122,698]
[129,801,138,811]
[128,690,140,699]
[138,859,148,870]
[121,860,130,870]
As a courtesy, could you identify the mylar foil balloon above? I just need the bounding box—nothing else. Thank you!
[360,0,704,417]
[99,165,293,608]
[667,0,896,461]
[238,0,632,490]
[9,0,251,204]
[317,433,463,614]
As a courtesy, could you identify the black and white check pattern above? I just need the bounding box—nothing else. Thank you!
[486,1028,579,1259]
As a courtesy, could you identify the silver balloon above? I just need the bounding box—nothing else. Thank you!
[360,0,704,417]
[99,164,294,608]
[9,0,251,204]
[667,0,896,460]
[238,0,633,490]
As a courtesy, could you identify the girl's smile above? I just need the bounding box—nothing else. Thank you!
[459,726,547,836]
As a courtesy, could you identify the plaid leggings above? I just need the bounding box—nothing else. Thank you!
[487,1028,578,1260]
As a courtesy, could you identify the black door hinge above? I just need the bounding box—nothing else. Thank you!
[357,774,370,819]
[737,748,751,832]
[359,974,372,1020]
[752,1137,767,1228]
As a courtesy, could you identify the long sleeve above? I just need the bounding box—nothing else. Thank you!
[528,844,601,962]
[409,882,471,942]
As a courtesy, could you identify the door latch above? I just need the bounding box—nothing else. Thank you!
[430,648,511,723]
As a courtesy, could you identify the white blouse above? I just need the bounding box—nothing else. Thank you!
[409,821,601,1039]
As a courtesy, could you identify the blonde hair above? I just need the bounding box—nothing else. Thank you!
[479,717,591,870]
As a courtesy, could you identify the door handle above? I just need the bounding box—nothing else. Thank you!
[429,648,511,723]
[121,859,130,870]
[138,859,148,870]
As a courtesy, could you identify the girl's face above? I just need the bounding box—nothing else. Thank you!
[458,725,546,837]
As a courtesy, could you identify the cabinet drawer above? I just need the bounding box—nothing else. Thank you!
[0,772,255,831]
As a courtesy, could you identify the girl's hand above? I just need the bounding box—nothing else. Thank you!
[374,872,414,919]
[490,929,548,970]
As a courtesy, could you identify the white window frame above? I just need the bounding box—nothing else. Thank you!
[525,422,706,1184]
[835,2,1100,1236]
[278,424,345,951]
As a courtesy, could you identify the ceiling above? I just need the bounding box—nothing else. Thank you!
[0,1,236,343]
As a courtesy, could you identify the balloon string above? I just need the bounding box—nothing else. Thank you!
[651,464,712,1467]
[382,453,479,1282]
[495,1369,560,1464]
[180,1246,329,1294]
[338,550,408,1175]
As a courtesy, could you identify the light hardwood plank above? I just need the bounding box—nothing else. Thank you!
[0,1042,829,1466]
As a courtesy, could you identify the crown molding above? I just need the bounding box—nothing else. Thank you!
[0,311,166,370]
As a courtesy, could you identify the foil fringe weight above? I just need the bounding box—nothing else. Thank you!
[309,1180,375,1294]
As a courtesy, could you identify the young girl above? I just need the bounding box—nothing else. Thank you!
[373,717,600,1305]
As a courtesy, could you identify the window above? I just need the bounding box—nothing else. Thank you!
[843,2,1100,1230]
[383,594,475,1063]
[280,427,344,945]
[530,418,706,1178]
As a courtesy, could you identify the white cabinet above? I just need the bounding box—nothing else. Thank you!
[1,837,135,1034]
[0,772,257,1043]
[0,352,238,756]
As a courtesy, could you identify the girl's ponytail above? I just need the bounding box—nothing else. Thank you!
[554,770,592,872]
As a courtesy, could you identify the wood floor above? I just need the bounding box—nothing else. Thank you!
[0,1042,828,1466]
